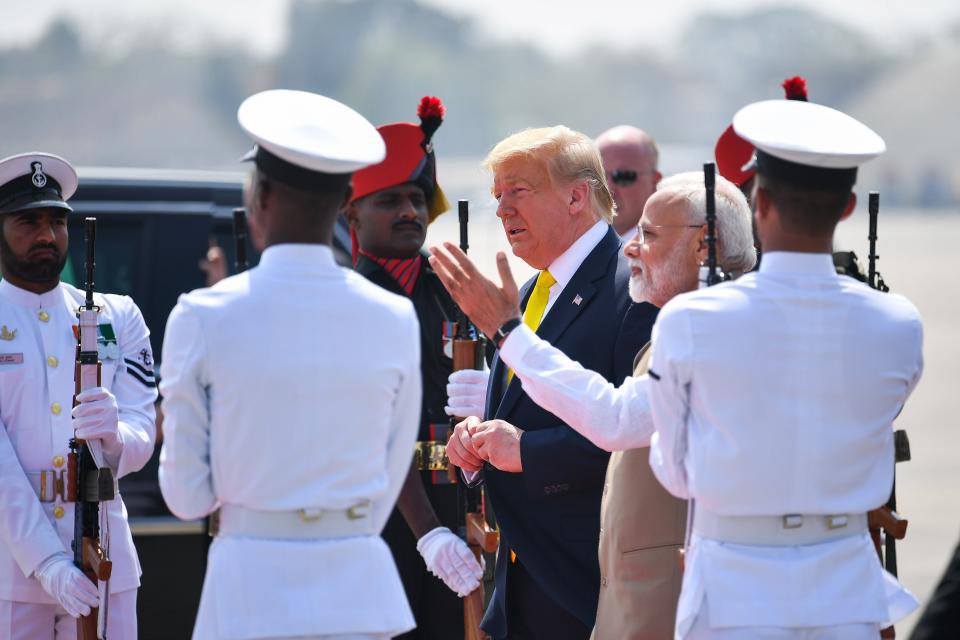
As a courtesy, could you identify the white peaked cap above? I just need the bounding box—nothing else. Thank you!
[0,152,78,215]
[238,90,386,174]
[733,100,885,170]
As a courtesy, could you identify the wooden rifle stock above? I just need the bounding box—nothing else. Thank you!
[449,200,498,640]
[462,514,498,640]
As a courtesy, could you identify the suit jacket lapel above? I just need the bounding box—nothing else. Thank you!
[492,226,620,419]
[488,276,536,419]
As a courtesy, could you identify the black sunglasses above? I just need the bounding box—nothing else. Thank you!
[609,169,638,186]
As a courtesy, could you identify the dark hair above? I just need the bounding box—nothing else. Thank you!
[756,172,851,236]
[257,170,349,219]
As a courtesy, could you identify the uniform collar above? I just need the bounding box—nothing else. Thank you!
[547,219,609,293]
[258,243,337,273]
[0,278,64,308]
[759,251,837,277]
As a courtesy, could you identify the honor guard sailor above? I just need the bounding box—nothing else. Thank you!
[345,96,484,638]
[647,100,923,638]
[158,90,421,640]
[0,152,158,638]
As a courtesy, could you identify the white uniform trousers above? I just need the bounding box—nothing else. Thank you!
[0,588,137,640]
[685,597,879,640]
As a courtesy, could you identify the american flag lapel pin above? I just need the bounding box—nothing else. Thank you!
[572,294,583,306]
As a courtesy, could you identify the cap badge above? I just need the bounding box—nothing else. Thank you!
[30,161,47,189]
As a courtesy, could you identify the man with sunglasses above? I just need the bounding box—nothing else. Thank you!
[431,171,755,638]
[597,126,662,243]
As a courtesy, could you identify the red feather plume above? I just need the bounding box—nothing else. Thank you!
[782,76,808,101]
[418,96,445,120]
[418,96,445,151]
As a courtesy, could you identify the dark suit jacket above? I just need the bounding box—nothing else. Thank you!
[477,226,657,638]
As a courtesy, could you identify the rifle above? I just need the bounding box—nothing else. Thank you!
[232,207,249,272]
[681,163,729,573]
[698,163,725,288]
[863,192,909,639]
[68,217,114,639]
[449,200,499,640]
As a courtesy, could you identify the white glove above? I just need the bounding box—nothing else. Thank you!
[73,387,122,457]
[444,369,489,420]
[416,526,484,597]
[34,553,100,618]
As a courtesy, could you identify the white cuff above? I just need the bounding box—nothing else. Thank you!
[498,324,539,373]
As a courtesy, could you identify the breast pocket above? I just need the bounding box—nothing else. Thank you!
[0,352,37,431]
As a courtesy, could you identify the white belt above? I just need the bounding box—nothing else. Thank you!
[24,470,119,503]
[693,510,868,546]
[215,503,376,540]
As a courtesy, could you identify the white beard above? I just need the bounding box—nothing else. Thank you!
[628,246,693,306]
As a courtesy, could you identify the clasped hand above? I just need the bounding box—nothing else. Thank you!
[446,416,524,473]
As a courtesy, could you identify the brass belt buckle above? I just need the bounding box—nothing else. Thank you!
[782,514,803,529]
[299,508,323,522]
[39,470,68,503]
[346,501,370,520]
[414,441,449,471]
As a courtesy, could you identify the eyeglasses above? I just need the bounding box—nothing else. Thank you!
[608,169,655,186]
[636,223,704,245]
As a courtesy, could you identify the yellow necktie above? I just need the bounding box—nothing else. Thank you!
[508,269,556,383]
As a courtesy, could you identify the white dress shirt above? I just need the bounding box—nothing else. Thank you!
[159,244,421,639]
[0,280,157,602]
[647,251,923,634]
[539,219,610,318]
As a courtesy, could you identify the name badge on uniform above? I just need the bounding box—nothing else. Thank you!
[71,323,120,360]
[0,353,23,365]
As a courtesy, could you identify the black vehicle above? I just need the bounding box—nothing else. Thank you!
[67,167,352,638]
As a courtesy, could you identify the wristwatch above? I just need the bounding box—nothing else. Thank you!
[492,317,522,349]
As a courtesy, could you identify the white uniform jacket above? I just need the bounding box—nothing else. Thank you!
[0,279,157,602]
[647,252,924,635]
[158,244,421,640]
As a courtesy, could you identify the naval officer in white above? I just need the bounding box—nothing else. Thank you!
[0,152,157,638]
[160,91,420,640]
[647,100,923,638]
[159,90,421,640]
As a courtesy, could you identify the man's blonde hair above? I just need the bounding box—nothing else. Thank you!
[484,126,615,223]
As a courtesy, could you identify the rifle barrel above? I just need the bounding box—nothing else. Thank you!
[703,163,720,286]
[458,199,469,253]
[455,201,471,340]
[232,208,249,273]
[868,192,879,289]
[84,218,96,308]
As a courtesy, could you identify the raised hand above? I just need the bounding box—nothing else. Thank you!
[428,244,521,339]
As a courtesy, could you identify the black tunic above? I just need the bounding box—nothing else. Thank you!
[355,253,464,639]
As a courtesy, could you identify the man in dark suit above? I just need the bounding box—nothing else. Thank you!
[430,126,655,640]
